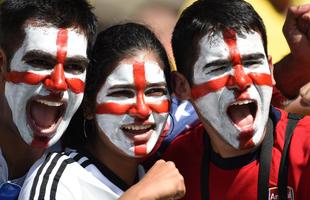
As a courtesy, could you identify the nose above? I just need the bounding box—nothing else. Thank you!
[129,92,151,119]
[227,64,252,91]
[44,63,68,92]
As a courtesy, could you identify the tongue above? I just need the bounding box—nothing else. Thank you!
[30,101,60,128]
[228,104,254,129]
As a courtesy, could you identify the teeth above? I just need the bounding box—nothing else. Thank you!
[35,99,63,107]
[122,124,152,131]
[231,100,254,106]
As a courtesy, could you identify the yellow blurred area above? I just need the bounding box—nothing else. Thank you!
[179,0,309,63]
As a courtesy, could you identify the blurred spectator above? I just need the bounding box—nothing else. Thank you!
[129,1,180,71]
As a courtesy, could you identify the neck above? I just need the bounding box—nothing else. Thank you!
[0,126,44,180]
[210,138,256,158]
[86,135,139,186]
[202,121,257,158]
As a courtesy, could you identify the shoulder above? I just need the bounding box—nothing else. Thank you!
[19,152,81,200]
[271,107,310,142]
[271,108,310,171]
[163,123,205,161]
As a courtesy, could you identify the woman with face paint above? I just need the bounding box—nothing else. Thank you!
[19,23,185,200]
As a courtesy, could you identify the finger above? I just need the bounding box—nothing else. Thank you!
[166,161,176,168]
[300,82,310,96]
[284,4,310,34]
[155,159,166,165]
[290,4,310,17]
[300,84,310,105]
[302,90,310,105]
[283,6,300,37]
[297,12,310,38]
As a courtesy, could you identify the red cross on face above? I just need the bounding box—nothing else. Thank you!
[5,29,85,94]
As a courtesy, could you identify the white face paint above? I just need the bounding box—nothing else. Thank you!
[192,30,273,149]
[4,24,88,148]
[95,60,169,157]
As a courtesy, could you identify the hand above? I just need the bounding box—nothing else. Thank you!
[284,82,310,115]
[300,82,310,105]
[274,4,310,98]
[119,160,185,200]
[283,4,310,64]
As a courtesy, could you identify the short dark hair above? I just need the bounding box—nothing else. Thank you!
[62,22,171,148]
[172,0,267,84]
[0,0,97,63]
[86,22,171,104]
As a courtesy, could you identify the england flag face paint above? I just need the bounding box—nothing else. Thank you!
[96,57,169,157]
[191,29,273,149]
[4,24,88,148]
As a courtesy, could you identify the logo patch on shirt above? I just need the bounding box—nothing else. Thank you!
[269,186,294,200]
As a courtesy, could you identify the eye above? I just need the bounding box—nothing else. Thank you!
[145,87,168,97]
[64,63,86,75]
[242,60,263,67]
[205,65,227,74]
[107,90,135,98]
[26,59,53,70]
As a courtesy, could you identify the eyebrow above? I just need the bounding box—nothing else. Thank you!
[109,82,167,90]
[65,56,89,67]
[109,84,135,90]
[148,82,167,87]
[203,53,265,69]
[22,50,89,66]
[22,50,56,63]
[203,59,231,69]
[241,53,265,61]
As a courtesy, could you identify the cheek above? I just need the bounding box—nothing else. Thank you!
[194,88,235,118]
[195,93,220,116]
[66,92,83,114]
[146,98,170,113]
[5,83,37,105]
[96,114,123,133]
[96,101,133,115]
[65,72,86,94]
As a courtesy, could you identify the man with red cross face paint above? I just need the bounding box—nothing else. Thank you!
[5,26,88,148]
[162,0,310,199]
[190,28,273,150]
[0,0,97,194]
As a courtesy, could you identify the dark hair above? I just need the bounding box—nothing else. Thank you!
[172,0,267,84]
[62,22,171,148]
[86,22,171,105]
[0,0,97,63]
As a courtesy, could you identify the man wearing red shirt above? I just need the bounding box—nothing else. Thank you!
[165,0,310,199]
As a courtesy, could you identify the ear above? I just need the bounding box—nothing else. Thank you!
[0,48,7,87]
[268,55,276,86]
[0,48,7,74]
[171,71,192,100]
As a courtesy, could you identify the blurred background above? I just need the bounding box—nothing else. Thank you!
[90,0,310,65]
[91,0,182,30]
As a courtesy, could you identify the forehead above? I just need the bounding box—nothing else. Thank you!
[197,30,265,61]
[106,61,166,85]
[22,25,88,58]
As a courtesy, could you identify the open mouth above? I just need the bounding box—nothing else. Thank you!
[26,96,67,138]
[121,123,156,144]
[227,99,257,131]
[121,123,155,134]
